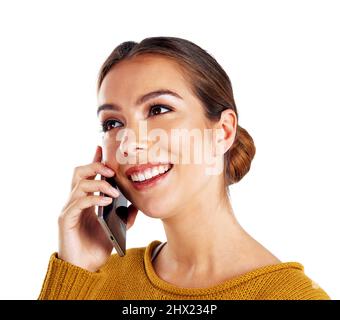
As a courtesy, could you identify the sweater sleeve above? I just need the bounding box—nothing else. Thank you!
[38,253,104,300]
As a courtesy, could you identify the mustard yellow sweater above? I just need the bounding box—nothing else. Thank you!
[38,240,330,300]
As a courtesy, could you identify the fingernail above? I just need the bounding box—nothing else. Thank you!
[110,187,120,197]
[104,167,114,175]
[100,197,112,204]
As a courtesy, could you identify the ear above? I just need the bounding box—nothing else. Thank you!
[213,109,237,157]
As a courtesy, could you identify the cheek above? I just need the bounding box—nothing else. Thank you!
[168,130,212,166]
[101,139,120,169]
[174,163,210,198]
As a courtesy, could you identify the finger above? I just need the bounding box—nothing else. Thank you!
[126,204,138,230]
[89,145,103,180]
[92,145,102,163]
[62,195,113,222]
[71,179,120,199]
[71,162,115,191]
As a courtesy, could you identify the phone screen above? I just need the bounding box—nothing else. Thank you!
[97,175,128,256]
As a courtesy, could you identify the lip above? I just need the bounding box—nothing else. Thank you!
[128,164,173,191]
[125,162,173,178]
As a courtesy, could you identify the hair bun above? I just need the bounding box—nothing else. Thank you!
[226,125,256,186]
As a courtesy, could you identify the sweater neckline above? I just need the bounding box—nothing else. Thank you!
[144,240,305,296]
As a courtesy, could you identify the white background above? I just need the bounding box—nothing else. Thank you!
[0,0,339,300]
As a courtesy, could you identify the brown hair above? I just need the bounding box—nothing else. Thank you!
[97,36,256,189]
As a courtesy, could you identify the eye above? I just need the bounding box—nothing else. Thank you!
[148,104,172,117]
[100,119,123,133]
[99,104,172,133]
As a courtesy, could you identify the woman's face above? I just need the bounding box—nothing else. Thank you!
[97,54,224,218]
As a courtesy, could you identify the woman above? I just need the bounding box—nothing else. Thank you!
[38,36,330,300]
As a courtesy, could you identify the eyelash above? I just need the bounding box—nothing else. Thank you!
[99,104,173,133]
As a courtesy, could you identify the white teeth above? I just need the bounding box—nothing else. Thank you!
[144,168,153,180]
[151,167,159,176]
[137,172,146,181]
[130,164,172,182]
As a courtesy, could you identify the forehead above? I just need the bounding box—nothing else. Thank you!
[97,54,192,104]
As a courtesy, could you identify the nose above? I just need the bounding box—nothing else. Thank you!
[118,122,148,158]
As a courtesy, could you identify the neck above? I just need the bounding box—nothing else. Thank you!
[160,183,252,271]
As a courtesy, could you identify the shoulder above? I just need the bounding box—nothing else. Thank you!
[254,262,331,300]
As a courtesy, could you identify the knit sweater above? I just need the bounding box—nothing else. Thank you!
[38,240,330,300]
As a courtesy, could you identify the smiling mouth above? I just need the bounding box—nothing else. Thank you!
[128,164,174,183]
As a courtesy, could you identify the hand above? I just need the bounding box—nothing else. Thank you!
[57,146,138,272]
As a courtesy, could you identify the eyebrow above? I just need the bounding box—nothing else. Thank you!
[97,89,183,116]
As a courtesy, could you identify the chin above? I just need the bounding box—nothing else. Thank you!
[139,205,171,219]
[141,211,166,219]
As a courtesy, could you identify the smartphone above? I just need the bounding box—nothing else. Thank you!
[96,174,129,257]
